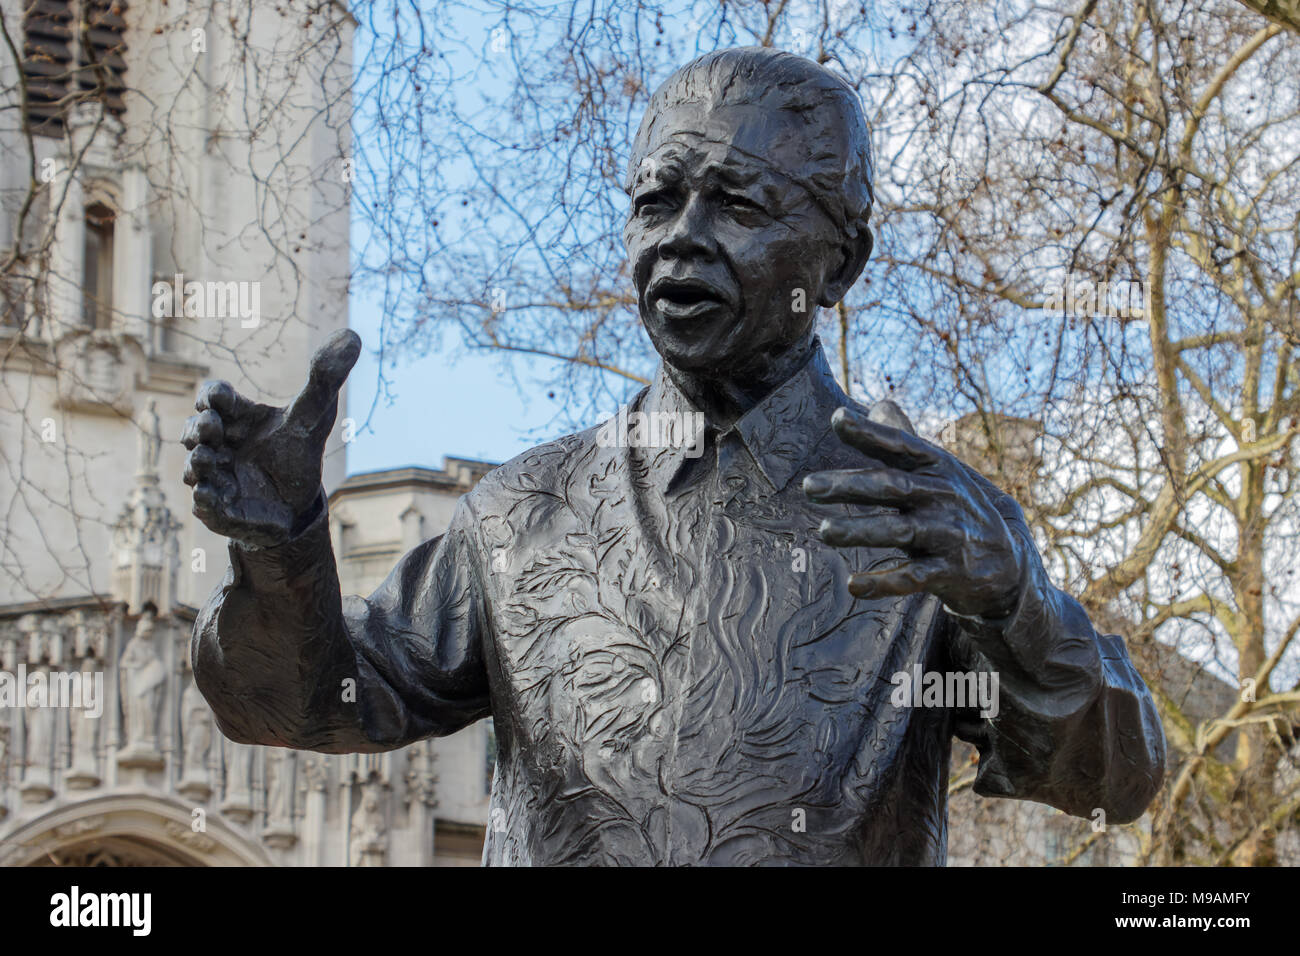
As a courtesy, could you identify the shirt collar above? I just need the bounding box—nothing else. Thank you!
[633,337,851,495]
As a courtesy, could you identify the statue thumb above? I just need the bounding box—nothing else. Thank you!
[285,329,362,430]
[867,399,916,435]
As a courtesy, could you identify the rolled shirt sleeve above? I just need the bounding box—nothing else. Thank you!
[192,492,492,753]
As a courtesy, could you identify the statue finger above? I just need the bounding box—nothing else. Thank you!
[192,481,226,523]
[183,445,233,487]
[803,467,955,506]
[847,558,947,600]
[819,515,957,552]
[184,445,217,487]
[831,406,942,470]
[196,380,260,419]
[181,410,224,451]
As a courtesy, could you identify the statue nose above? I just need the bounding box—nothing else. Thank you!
[657,196,716,260]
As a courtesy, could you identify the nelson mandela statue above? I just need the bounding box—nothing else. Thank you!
[184,47,1165,865]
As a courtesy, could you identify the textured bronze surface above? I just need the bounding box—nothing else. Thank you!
[184,48,1165,865]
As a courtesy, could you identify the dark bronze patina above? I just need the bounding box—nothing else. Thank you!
[183,48,1165,865]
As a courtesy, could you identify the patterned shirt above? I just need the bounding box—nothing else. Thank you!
[194,338,1165,865]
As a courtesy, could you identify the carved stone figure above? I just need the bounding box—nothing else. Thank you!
[184,47,1166,865]
[117,611,166,767]
[21,664,55,801]
[263,749,298,848]
[0,723,9,819]
[220,739,255,823]
[112,401,181,615]
[349,779,387,867]
[140,398,162,475]
[66,660,101,789]
[178,675,213,800]
[267,749,295,825]
[403,741,438,809]
[301,754,328,794]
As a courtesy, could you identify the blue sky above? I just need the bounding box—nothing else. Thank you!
[343,328,575,473]
[341,0,804,477]
[343,4,598,475]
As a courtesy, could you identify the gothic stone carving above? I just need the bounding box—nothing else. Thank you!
[117,612,166,770]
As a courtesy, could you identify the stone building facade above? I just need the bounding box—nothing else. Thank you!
[0,0,494,866]
[0,447,499,866]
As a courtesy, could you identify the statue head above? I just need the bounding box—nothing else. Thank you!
[133,605,157,641]
[623,47,875,375]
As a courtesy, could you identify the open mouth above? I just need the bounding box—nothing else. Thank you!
[649,277,728,319]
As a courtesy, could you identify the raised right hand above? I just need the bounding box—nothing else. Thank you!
[181,329,361,548]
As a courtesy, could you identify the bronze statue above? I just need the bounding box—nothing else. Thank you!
[183,47,1165,865]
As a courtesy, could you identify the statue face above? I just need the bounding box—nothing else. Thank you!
[624,101,852,374]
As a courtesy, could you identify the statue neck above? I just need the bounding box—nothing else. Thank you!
[664,334,817,429]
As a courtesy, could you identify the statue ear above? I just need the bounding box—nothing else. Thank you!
[818,226,873,308]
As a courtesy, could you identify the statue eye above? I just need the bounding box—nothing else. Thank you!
[633,191,671,216]
[721,193,764,215]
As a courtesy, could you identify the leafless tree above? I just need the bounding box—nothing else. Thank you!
[354,0,1300,865]
[4,0,1297,864]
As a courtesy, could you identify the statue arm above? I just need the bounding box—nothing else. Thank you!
[944,495,1167,825]
[192,493,492,753]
